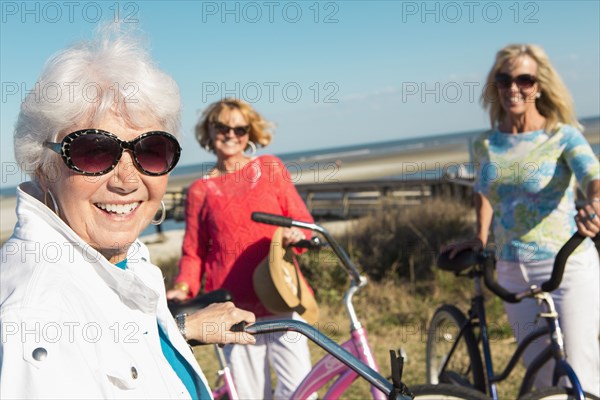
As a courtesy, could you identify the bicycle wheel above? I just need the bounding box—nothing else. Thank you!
[519,387,600,400]
[411,384,490,399]
[426,304,486,392]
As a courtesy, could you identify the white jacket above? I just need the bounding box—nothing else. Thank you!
[0,182,212,399]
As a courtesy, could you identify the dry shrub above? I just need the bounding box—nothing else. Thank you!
[339,198,475,283]
[297,197,478,325]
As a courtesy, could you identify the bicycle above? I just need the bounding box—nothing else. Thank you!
[247,211,489,400]
[169,212,489,399]
[426,233,599,400]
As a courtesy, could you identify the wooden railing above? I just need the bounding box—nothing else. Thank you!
[161,178,474,222]
[162,188,188,222]
[157,178,600,252]
[297,178,473,219]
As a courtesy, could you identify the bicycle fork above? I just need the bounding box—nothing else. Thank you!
[472,277,500,400]
[518,292,586,400]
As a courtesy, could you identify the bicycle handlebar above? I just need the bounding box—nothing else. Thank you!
[482,233,588,303]
[541,233,587,293]
[244,320,412,399]
[252,212,293,227]
[481,252,520,303]
[251,212,364,285]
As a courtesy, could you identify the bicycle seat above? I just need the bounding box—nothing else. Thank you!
[437,250,479,273]
[168,289,233,317]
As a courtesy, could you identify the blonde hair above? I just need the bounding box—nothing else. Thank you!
[195,98,274,153]
[480,44,581,131]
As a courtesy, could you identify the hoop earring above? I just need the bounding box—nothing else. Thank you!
[245,141,257,156]
[151,201,166,225]
[45,189,59,216]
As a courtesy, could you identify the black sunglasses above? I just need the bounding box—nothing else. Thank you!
[212,122,250,137]
[44,129,181,176]
[494,73,537,90]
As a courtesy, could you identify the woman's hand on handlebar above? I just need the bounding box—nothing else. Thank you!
[167,282,191,302]
[441,237,484,259]
[282,227,306,247]
[185,302,256,345]
[575,199,600,238]
[166,289,189,302]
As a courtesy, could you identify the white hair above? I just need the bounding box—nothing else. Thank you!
[14,25,181,180]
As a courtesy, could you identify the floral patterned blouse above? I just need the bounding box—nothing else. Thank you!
[473,124,599,262]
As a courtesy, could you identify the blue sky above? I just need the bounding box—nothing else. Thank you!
[1,1,599,188]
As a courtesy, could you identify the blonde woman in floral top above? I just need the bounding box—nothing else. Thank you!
[446,44,600,396]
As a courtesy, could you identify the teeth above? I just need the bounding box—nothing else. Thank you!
[96,202,140,215]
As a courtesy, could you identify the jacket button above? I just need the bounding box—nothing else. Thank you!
[32,347,47,361]
[131,366,138,379]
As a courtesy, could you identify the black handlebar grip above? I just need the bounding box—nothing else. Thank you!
[292,238,324,250]
[167,289,233,317]
[482,252,519,303]
[541,233,586,292]
[231,321,247,332]
[291,239,312,249]
[436,249,479,273]
[251,212,293,227]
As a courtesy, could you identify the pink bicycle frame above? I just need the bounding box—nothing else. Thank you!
[212,345,239,400]
[292,326,386,400]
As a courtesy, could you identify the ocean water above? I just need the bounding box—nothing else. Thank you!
[170,126,480,180]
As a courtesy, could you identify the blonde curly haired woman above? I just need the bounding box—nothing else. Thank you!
[167,98,315,399]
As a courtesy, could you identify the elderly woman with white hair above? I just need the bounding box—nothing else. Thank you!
[0,28,255,399]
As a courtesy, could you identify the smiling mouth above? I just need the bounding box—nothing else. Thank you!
[95,202,140,215]
[509,95,524,103]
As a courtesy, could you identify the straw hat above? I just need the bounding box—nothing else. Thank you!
[253,227,319,324]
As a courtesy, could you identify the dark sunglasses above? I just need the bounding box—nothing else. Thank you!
[494,73,537,90]
[212,122,250,137]
[44,129,181,176]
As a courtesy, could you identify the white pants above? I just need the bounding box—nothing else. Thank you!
[496,244,600,397]
[224,312,312,399]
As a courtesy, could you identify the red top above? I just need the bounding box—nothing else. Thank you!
[175,155,314,316]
